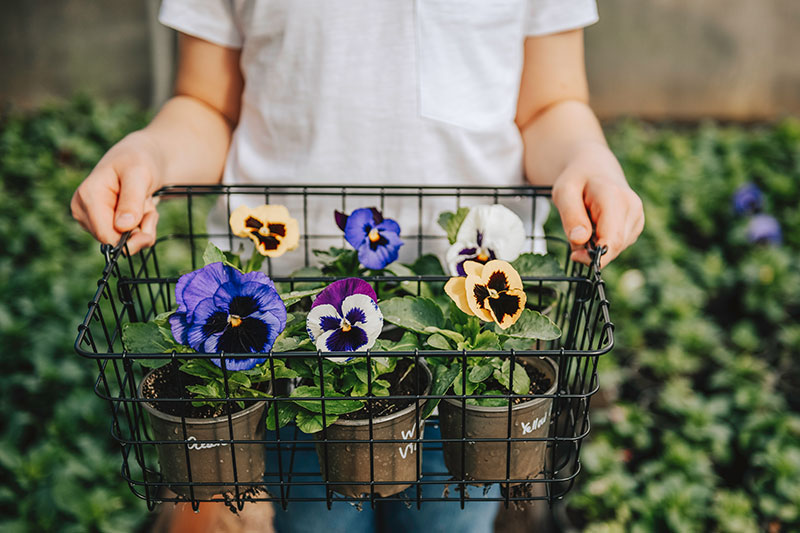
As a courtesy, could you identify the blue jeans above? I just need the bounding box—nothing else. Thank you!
[264,424,500,533]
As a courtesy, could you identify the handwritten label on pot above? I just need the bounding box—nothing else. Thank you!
[398,425,417,459]
[186,436,229,450]
[521,414,547,435]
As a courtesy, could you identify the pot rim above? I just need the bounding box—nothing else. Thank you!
[329,360,433,427]
[441,356,558,413]
[137,367,269,426]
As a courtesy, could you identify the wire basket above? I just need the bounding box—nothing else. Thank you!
[74,185,613,511]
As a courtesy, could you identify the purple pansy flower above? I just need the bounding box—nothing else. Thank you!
[169,262,287,370]
[336,208,403,270]
[306,278,384,361]
[747,214,782,245]
[732,183,764,215]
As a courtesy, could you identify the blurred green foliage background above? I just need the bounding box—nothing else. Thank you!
[0,99,798,531]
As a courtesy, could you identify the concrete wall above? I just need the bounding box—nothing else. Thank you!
[585,0,800,119]
[1,0,799,119]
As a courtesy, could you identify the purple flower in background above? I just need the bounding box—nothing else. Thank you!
[306,278,383,361]
[336,208,403,270]
[732,183,763,215]
[746,214,782,245]
[170,262,287,370]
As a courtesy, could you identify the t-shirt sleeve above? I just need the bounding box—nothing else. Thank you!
[159,0,243,49]
[524,0,599,36]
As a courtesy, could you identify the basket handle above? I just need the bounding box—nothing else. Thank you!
[100,231,132,265]
[586,240,608,272]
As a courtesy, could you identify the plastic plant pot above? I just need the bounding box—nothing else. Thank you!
[315,362,433,497]
[438,356,558,483]
[138,368,269,499]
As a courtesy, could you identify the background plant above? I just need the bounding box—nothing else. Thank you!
[2,98,798,531]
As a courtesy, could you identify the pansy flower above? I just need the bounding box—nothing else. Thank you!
[169,262,287,370]
[336,208,403,270]
[732,183,763,215]
[445,260,526,330]
[306,278,384,361]
[230,204,300,257]
[446,205,525,276]
[747,214,782,245]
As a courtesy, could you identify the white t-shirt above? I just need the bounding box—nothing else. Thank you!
[159,0,598,270]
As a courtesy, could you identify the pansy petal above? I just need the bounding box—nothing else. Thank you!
[306,303,342,342]
[311,279,378,312]
[481,260,523,291]
[343,208,375,249]
[322,326,370,352]
[168,312,191,345]
[486,288,526,329]
[463,275,494,323]
[375,218,401,235]
[357,238,401,270]
[212,355,267,372]
[444,276,474,317]
[340,294,383,337]
[175,263,229,313]
[455,205,526,262]
[229,205,256,238]
[463,260,485,278]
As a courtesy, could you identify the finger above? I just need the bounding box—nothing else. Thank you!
[125,208,160,254]
[552,176,593,247]
[75,168,123,245]
[114,164,154,233]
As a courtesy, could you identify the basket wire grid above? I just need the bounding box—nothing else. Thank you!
[74,185,613,511]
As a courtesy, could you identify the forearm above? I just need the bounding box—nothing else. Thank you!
[137,94,235,188]
[520,99,611,186]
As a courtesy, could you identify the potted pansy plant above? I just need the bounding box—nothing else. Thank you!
[267,278,432,498]
[380,256,562,484]
[439,203,563,316]
[122,205,304,498]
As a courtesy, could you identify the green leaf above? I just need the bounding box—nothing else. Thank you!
[438,207,470,244]
[470,330,502,351]
[468,363,493,383]
[380,296,445,334]
[469,393,509,407]
[424,326,464,345]
[295,409,338,434]
[421,364,460,419]
[511,253,563,277]
[121,322,190,363]
[256,359,299,380]
[409,254,446,276]
[265,402,300,431]
[493,359,531,395]
[279,287,326,307]
[496,309,561,340]
[384,262,433,298]
[389,331,420,351]
[289,385,365,414]
[426,333,452,350]
[502,337,536,351]
[202,241,226,266]
[179,358,223,380]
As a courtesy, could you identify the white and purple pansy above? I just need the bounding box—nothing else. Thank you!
[336,207,403,270]
[445,204,526,276]
[169,262,287,371]
[306,278,384,361]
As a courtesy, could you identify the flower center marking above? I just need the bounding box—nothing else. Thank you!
[340,318,352,332]
[228,314,243,327]
[368,228,381,243]
[487,288,500,299]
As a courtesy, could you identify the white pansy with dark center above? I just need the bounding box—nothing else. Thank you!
[446,204,527,276]
[306,279,384,362]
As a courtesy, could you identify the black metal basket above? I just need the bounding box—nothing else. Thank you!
[74,185,613,512]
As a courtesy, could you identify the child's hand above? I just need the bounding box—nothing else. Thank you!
[551,143,644,268]
[70,131,163,255]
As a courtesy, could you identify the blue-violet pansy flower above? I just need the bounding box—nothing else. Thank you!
[306,278,384,361]
[336,207,403,270]
[732,183,763,215]
[169,262,287,370]
[445,204,526,276]
[747,214,782,245]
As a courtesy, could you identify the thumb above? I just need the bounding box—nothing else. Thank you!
[114,165,153,232]
[552,179,592,246]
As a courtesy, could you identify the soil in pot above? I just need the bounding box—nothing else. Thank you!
[315,359,432,498]
[139,363,269,499]
[438,357,557,484]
